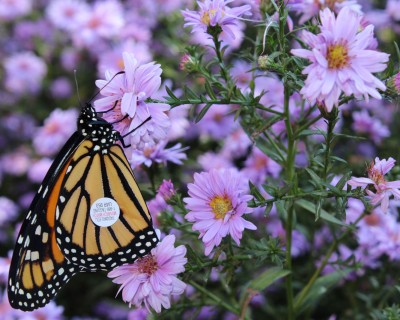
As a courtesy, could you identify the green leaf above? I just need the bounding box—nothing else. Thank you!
[165,86,178,100]
[294,268,352,315]
[195,103,213,123]
[240,267,290,313]
[205,81,217,100]
[248,267,291,291]
[249,181,265,202]
[296,199,347,227]
[305,168,322,186]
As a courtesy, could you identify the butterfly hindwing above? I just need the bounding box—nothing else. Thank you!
[55,141,158,271]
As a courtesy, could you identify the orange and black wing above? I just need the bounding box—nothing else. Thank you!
[55,140,158,271]
[8,133,85,311]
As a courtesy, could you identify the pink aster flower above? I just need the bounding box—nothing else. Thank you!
[287,0,362,24]
[182,0,251,40]
[95,52,170,150]
[352,110,390,145]
[28,158,52,183]
[130,141,188,168]
[33,108,78,157]
[0,197,18,226]
[0,0,32,21]
[46,0,89,31]
[72,0,124,47]
[348,157,400,212]
[184,169,257,256]
[108,234,187,313]
[4,51,47,95]
[158,179,176,201]
[291,8,389,112]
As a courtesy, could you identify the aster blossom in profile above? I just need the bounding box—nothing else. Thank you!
[348,157,400,213]
[108,235,187,313]
[184,169,256,256]
[182,0,251,40]
[291,8,389,112]
[95,52,170,150]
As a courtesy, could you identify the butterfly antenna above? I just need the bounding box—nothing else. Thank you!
[87,71,125,105]
[121,116,152,138]
[74,70,83,108]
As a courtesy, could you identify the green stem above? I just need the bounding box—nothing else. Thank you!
[212,34,230,87]
[323,115,337,181]
[189,280,240,315]
[294,212,366,311]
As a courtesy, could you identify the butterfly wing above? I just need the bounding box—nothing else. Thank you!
[55,140,159,271]
[8,133,84,311]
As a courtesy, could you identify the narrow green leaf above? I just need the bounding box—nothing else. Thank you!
[205,81,217,100]
[296,199,347,227]
[249,181,265,202]
[294,268,352,314]
[195,103,213,123]
[165,86,178,100]
[248,267,291,291]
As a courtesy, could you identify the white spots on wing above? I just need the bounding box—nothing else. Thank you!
[145,242,152,247]
[38,185,42,193]
[42,232,49,243]
[65,237,70,243]
[35,225,41,235]
[31,251,39,261]
[94,145,100,151]
[38,290,43,297]
[43,186,49,198]
[58,268,64,275]
[31,215,37,224]
[139,235,145,240]
[24,236,30,247]
[106,257,112,262]
[60,196,65,203]
[135,242,142,247]
[17,235,23,244]
[56,227,62,234]
[26,293,32,299]
[56,206,60,219]
[147,231,154,235]
[25,250,31,260]
[139,249,146,254]
[101,138,106,143]
[18,289,24,294]
[66,166,72,174]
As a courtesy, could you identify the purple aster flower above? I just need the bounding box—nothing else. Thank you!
[128,307,148,320]
[196,104,238,139]
[0,197,18,226]
[97,40,152,76]
[0,0,32,21]
[241,148,282,185]
[184,169,256,256]
[220,128,252,159]
[182,0,251,40]
[348,157,400,212]
[291,8,389,112]
[130,141,188,168]
[108,234,187,313]
[287,0,362,24]
[27,158,52,183]
[50,77,73,99]
[198,151,234,171]
[46,0,89,31]
[1,148,30,176]
[72,0,124,47]
[352,110,390,145]
[33,108,78,157]
[158,179,176,201]
[95,52,171,150]
[3,51,47,95]
[0,252,11,284]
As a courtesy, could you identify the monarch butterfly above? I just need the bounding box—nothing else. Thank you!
[8,102,159,311]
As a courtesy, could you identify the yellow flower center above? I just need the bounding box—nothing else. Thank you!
[368,162,386,185]
[137,255,158,275]
[201,9,221,25]
[327,44,349,69]
[210,195,232,219]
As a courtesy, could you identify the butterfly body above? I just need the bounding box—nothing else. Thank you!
[8,104,158,311]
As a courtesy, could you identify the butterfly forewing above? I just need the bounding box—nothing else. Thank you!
[8,142,82,311]
[55,141,158,271]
